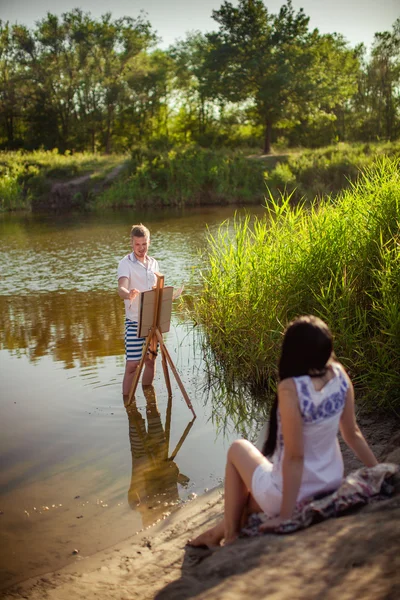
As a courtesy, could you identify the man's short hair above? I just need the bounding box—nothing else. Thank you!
[130,223,150,239]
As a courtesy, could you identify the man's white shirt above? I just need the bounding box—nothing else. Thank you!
[117,253,159,321]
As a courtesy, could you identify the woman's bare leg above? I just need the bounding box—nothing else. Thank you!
[223,439,265,544]
[187,439,266,547]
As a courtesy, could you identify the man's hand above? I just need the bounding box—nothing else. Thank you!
[128,288,140,307]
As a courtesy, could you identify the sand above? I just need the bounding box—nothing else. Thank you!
[2,427,400,600]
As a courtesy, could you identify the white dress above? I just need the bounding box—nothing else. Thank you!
[251,363,349,517]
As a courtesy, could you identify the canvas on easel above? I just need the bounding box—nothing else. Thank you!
[138,286,174,337]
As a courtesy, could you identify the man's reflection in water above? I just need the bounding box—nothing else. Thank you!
[126,385,190,527]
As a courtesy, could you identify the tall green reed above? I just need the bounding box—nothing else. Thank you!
[192,157,400,421]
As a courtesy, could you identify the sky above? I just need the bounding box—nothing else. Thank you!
[0,0,399,50]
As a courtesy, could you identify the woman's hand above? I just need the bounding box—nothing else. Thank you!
[258,516,284,532]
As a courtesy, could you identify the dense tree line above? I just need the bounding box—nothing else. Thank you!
[0,0,399,153]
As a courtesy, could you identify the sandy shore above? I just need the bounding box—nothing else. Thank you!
[1,486,225,600]
[2,423,400,600]
[2,478,400,600]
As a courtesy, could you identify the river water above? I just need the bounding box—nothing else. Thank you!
[0,205,266,589]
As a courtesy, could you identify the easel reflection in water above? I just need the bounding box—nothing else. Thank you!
[126,384,195,527]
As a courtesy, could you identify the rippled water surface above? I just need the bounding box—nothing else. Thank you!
[0,205,266,589]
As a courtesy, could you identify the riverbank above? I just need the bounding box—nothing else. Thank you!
[95,141,400,209]
[2,414,400,600]
[0,151,128,211]
[2,142,400,212]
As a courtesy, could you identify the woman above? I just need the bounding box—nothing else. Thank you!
[188,315,378,547]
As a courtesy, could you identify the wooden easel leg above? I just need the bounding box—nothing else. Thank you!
[168,417,196,461]
[155,329,196,418]
[127,332,153,406]
[164,394,172,461]
[160,344,172,396]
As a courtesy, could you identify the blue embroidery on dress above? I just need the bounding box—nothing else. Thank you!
[298,371,348,423]
[300,381,311,399]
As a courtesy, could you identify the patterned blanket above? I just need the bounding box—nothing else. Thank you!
[242,463,400,536]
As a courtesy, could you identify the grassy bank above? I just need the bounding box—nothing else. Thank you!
[0,150,126,211]
[96,146,266,208]
[2,143,400,212]
[262,141,400,202]
[96,141,400,209]
[191,157,400,421]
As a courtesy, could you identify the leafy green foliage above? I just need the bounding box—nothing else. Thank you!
[203,1,360,152]
[1,7,399,153]
[96,146,266,207]
[0,150,126,211]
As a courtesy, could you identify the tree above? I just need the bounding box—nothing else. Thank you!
[122,49,173,146]
[8,10,156,152]
[205,0,359,153]
[169,32,222,143]
[368,19,400,140]
[90,12,156,152]
[0,21,20,147]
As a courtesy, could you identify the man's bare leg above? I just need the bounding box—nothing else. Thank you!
[123,356,156,404]
[142,355,156,386]
[123,359,140,403]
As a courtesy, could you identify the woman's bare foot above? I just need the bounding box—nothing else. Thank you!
[223,533,239,546]
[186,529,223,549]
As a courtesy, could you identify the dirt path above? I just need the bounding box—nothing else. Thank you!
[35,161,129,211]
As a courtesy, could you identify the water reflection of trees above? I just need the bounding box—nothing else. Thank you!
[0,291,125,368]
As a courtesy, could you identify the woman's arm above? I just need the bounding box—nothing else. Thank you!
[339,378,378,467]
[259,379,303,532]
[278,379,304,519]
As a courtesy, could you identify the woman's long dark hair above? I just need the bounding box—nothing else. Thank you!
[262,315,334,457]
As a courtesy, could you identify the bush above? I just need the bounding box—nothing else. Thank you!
[97,146,267,208]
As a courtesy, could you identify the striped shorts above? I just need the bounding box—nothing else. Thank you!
[125,319,146,361]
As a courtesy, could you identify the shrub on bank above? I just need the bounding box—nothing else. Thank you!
[96,146,266,207]
[2,143,400,212]
[0,150,126,211]
[97,141,400,209]
[264,141,400,202]
[192,157,400,417]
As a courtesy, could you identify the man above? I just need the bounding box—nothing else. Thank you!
[117,224,159,402]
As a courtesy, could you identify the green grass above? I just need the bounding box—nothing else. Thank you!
[190,156,400,424]
[96,141,400,210]
[2,142,400,215]
[262,141,400,202]
[96,146,267,208]
[0,150,127,211]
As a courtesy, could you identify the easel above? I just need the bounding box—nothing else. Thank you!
[127,273,196,418]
